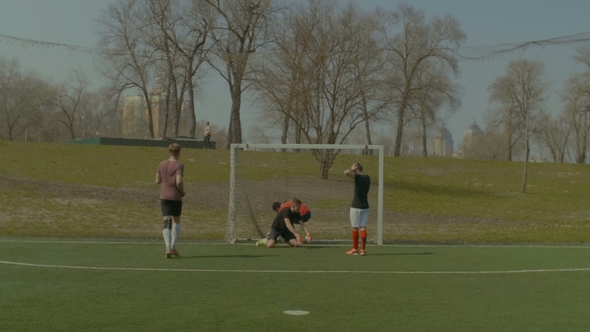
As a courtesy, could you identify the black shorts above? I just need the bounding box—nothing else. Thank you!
[269,228,296,242]
[161,199,182,217]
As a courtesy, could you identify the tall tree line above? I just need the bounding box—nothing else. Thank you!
[93,0,465,156]
[7,0,590,167]
[0,56,121,142]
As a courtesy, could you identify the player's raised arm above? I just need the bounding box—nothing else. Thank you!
[345,163,358,178]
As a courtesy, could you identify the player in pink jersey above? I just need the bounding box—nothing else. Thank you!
[156,143,186,258]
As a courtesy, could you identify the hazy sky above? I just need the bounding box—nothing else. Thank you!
[1,0,590,151]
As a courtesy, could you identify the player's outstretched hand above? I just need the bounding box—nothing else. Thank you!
[305,234,312,244]
[296,234,303,246]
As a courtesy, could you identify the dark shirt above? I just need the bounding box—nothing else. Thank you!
[280,201,309,224]
[271,207,300,230]
[351,173,370,209]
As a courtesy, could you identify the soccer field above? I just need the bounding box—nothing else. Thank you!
[2,239,590,331]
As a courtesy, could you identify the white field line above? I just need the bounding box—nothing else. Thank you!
[1,260,590,274]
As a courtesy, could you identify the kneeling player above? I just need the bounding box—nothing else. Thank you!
[263,198,304,248]
[275,200,312,243]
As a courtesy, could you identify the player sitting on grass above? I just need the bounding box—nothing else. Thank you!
[256,198,305,248]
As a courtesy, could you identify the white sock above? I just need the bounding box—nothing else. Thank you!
[163,229,171,250]
[171,223,181,249]
[162,217,172,251]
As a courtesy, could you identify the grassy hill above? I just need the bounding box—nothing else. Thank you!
[1,140,590,243]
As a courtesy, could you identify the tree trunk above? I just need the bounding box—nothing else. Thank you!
[521,140,529,193]
[69,123,75,140]
[163,83,171,138]
[318,149,336,180]
[143,89,155,139]
[281,110,289,144]
[578,125,586,164]
[188,78,196,138]
[394,96,409,157]
[422,120,428,157]
[363,117,373,156]
[295,122,302,144]
[171,90,180,138]
[506,132,512,161]
[226,76,243,148]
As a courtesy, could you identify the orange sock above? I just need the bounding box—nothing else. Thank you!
[360,230,367,250]
[352,229,359,250]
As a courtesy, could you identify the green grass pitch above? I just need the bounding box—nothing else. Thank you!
[2,239,590,331]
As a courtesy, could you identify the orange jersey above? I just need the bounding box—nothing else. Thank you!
[280,201,310,216]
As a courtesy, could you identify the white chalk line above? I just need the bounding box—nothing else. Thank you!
[1,260,590,274]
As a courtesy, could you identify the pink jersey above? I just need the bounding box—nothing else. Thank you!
[157,160,184,200]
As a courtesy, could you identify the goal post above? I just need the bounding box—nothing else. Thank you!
[227,143,384,245]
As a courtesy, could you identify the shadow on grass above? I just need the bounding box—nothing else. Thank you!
[174,254,279,259]
[369,252,434,256]
[301,246,335,250]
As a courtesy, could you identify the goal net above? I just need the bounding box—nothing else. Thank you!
[227,143,384,245]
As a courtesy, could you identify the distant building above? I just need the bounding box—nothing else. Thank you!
[122,80,191,139]
[432,127,454,158]
[462,121,484,159]
[122,94,147,138]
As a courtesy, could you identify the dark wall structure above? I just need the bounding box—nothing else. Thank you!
[65,137,215,149]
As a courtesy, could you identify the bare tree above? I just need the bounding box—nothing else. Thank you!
[0,57,51,141]
[249,1,307,146]
[376,4,465,157]
[535,111,570,163]
[146,0,184,137]
[562,47,590,164]
[144,0,212,138]
[84,85,126,137]
[96,0,158,138]
[408,59,460,157]
[486,89,521,161]
[411,95,440,157]
[489,59,547,193]
[183,0,214,137]
[50,70,93,140]
[352,12,391,155]
[479,130,514,160]
[205,0,275,148]
[251,0,384,178]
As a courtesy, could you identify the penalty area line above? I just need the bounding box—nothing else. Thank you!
[1,260,590,274]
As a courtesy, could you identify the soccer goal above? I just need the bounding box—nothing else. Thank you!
[227,143,384,245]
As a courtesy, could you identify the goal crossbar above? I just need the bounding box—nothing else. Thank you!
[228,143,385,245]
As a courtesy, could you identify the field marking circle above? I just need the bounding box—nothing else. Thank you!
[2,260,590,275]
[283,310,310,316]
